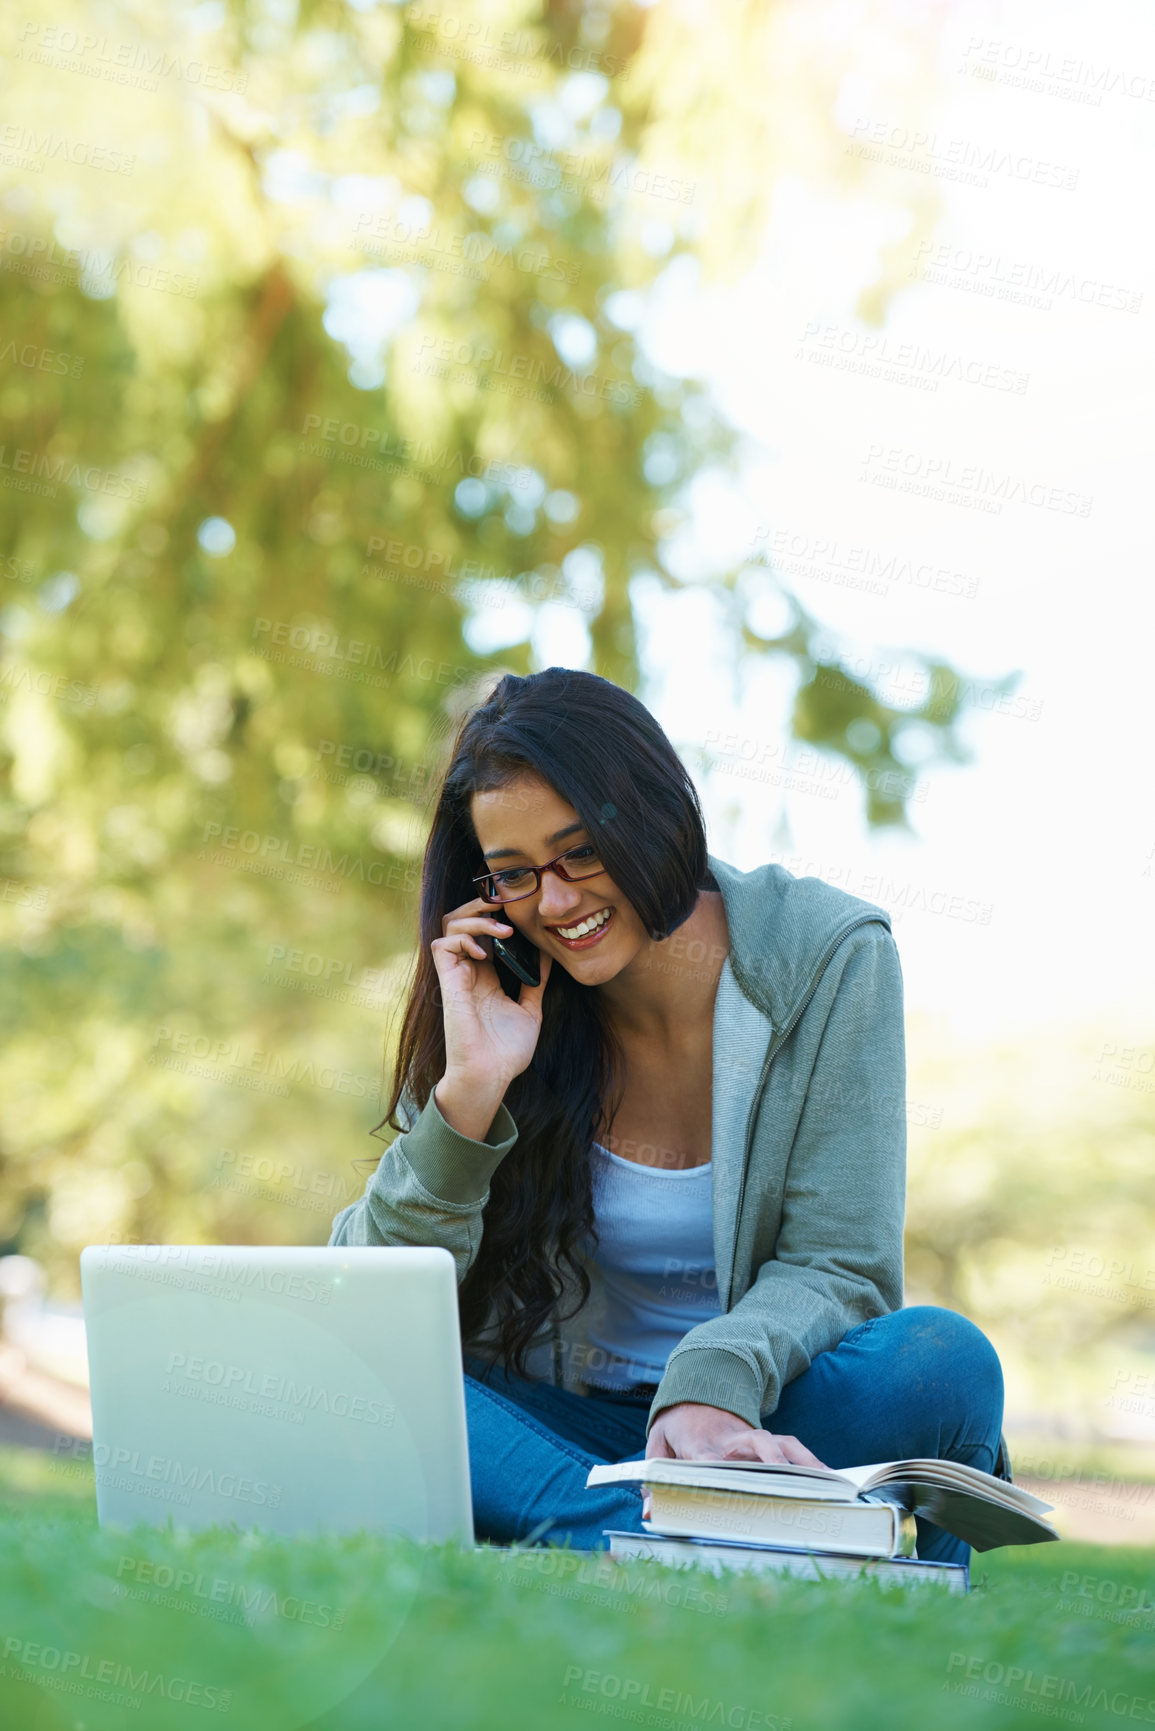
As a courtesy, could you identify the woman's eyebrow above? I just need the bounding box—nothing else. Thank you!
[483,821,585,861]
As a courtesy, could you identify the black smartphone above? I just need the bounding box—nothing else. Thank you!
[491,925,541,988]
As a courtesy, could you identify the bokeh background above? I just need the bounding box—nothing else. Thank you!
[1,0,1153,1524]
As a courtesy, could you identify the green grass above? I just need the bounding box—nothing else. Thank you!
[1,1448,1152,1731]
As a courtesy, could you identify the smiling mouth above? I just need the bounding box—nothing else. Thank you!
[546,906,615,948]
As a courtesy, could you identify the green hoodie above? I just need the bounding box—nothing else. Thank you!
[329,853,906,1436]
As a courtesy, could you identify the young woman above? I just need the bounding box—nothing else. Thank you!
[331,667,1007,1564]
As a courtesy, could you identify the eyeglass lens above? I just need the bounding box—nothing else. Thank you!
[485,845,604,901]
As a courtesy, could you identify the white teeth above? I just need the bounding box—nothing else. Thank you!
[555,908,611,941]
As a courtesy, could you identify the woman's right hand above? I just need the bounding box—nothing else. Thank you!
[430,897,552,1107]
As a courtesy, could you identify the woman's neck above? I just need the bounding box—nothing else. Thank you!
[595,889,730,1044]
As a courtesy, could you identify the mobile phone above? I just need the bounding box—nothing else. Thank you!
[492,926,541,988]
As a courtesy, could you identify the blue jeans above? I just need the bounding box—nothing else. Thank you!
[464,1305,1005,1567]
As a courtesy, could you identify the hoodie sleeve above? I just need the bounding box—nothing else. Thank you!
[328,1087,518,1285]
[648,923,906,1431]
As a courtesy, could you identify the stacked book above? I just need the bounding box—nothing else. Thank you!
[586,1456,1060,1595]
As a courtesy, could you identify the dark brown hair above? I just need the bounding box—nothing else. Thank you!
[374,667,709,1374]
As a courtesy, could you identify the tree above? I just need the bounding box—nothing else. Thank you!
[0,0,983,1282]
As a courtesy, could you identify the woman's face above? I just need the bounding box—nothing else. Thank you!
[469,771,651,984]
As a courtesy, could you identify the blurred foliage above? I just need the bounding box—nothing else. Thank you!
[0,0,1016,1283]
[904,1018,1155,1435]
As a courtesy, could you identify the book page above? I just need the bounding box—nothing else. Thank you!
[586,1458,855,1491]
[837,1459,1055,1515]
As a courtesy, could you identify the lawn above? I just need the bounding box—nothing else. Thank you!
[1,1447,1151,1731]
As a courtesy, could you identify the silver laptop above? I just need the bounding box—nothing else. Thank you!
[79,1244,473,1544]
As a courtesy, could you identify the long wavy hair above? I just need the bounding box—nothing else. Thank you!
[372,667,710,1376]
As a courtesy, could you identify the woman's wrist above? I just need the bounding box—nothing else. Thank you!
[433,1071,512,1142]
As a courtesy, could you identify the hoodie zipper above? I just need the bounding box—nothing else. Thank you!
[724,913,889,1311]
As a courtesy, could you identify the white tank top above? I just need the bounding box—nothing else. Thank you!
[579,1141,722,1392]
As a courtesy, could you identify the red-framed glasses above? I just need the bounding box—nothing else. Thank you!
[473,843,608,904]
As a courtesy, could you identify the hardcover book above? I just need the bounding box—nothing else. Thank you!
[607,1530,970,1592]
[587,1456,1059,1552]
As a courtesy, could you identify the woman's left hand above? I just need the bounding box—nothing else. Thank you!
[645,1401,827,1467]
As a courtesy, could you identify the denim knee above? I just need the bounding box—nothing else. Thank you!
[897,1304,1002,1377]
[889,1305,1004,1428]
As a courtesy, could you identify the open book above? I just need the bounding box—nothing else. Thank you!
[587,1457,1059,1552]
